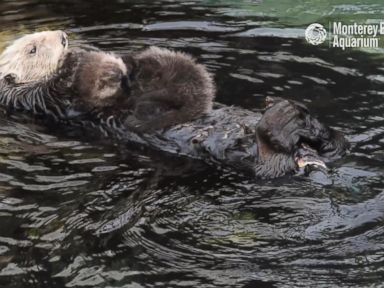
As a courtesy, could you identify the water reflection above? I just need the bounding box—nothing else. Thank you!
[0,0,384,287]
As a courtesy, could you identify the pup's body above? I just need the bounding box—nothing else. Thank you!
[121,47,216,132]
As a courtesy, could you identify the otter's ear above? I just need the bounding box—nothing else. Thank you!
[3,73,18,85]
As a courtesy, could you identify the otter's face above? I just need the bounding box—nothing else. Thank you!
[72,51,128,111]
[0,30,68,83]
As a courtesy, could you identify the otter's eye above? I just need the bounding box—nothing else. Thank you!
[29,46,37,54]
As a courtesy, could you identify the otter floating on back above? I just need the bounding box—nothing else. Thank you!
[0,30,349,179]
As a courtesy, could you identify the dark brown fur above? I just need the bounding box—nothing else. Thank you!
[121,46,216,132]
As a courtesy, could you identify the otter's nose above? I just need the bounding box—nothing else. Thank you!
[61,32,68,48]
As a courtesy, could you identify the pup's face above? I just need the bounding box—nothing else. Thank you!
[0,30,68,83]
[73,51,128,110]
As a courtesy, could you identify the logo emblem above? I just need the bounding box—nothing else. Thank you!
[305,23,327,45]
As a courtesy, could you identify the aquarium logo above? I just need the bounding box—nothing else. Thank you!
[305,23,327,45]
[331,22,383,50]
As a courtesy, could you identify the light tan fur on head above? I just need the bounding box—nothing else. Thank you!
[0,30,68,83]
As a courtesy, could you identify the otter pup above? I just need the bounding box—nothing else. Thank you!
[120,46,216,132]
[70,46,216,132]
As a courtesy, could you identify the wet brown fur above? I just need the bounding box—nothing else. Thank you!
[70,50,127,111]
[121,46,216,132]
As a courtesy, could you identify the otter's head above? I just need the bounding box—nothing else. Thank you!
[0,30,68,83]
[69,51,128,113]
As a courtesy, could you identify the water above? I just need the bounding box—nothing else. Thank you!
[0,0,384,287]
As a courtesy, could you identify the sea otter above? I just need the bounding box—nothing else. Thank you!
[63,46,216,132]
[0,31,348,179]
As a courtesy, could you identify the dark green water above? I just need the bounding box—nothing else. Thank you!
[0,1,383,287]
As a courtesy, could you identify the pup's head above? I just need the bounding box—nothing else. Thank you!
[72,51,128,111]
[0,30,68,83]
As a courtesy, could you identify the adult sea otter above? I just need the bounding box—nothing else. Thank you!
[0,31,349,179]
